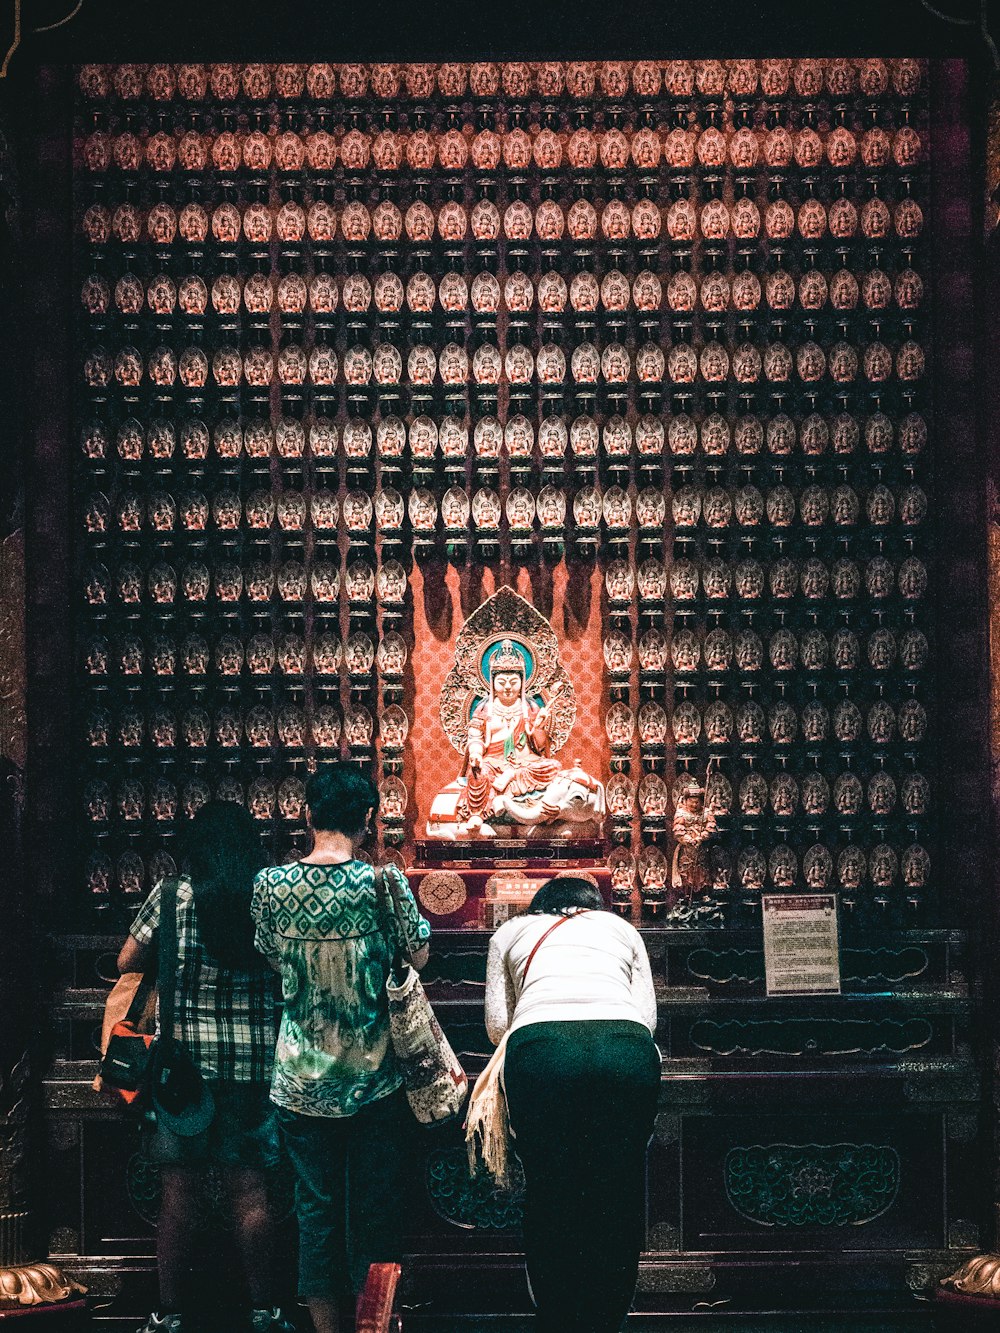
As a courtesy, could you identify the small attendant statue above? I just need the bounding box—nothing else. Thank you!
[670,778,717,905]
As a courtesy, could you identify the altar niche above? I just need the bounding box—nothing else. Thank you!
[409,569,612,916]
[426,586,606,842]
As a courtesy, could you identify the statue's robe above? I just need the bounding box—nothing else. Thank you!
[671,806,714,896]
[463,698,561,818]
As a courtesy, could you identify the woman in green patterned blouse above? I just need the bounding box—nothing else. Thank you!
[252,764,430,1333]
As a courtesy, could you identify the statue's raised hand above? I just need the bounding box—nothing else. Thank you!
[537,681,563,720]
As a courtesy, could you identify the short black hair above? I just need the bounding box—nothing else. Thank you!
[305,763,378,836]
[527,874,604,916]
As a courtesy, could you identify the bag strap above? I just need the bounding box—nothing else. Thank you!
[522,909,590,986]
[122,969,156,1027]
[157,877,180,1041]
[374,867,410,976]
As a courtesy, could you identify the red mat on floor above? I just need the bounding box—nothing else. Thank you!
[934,1287,1000,1325]
[0,1302,87,1325]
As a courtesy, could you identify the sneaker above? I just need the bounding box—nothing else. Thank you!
[139,1316,183,1333]
[250,1310,295,1333]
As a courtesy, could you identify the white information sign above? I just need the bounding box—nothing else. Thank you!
[762,893,842,997]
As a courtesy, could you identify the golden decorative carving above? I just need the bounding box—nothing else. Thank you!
[438,586,575,754]
[416,870,467,917]
[0,1055,85,1306]
[941,1253,1000,1298]
[0,1261,85,1306]
[0,530,25,770]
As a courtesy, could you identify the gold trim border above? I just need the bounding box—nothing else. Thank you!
[1,0,87,79]
[0,0,20,79]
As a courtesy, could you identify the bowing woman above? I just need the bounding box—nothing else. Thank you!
[484,875,660,1333]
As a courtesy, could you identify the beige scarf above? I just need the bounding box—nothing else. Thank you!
[464,1030,513,1185]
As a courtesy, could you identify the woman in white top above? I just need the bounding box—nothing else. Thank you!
[484,876,659,1333]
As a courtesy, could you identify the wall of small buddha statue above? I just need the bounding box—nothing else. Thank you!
[70,56,941,929]
[5,49,992,1321]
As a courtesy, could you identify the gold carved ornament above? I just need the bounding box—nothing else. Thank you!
[416,870,467,916]
[0,1263,86,1307]
[941,1252,1000,1299]
[0,1055,85,1306]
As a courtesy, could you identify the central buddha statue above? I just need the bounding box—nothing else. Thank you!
[427,589,605,841]
[463,638,565,831]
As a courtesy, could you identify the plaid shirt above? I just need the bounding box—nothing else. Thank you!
[252,860,431,1118]
[130,876,276,1084]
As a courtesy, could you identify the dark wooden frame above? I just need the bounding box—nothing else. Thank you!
[2,5,996,1323]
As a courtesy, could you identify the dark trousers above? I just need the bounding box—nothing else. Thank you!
[504,1020,661,1333]
[275,1087,411,1300]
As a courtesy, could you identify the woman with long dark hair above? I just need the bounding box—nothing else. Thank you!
[117,800,289,1333]
[484,875,660,1333]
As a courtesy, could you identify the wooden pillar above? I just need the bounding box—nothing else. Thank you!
[0,64,82,1312]
[939,66,1000,1307]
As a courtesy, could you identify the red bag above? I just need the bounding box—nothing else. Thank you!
[95,971,157,1105]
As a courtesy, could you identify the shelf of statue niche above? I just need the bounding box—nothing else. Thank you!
[406,852,612,930]
[415,838,605,865]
